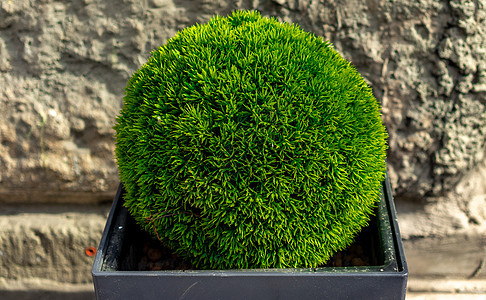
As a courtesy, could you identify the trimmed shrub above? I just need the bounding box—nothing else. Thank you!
[114,10,388,269]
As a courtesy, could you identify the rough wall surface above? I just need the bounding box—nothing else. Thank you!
[1,0,485,203]
[0,204,107,284]
[1,0,486,290]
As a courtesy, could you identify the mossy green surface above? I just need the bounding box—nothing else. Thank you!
[114,10,388,269]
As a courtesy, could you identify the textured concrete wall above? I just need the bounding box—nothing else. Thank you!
[1,0,485,295]
[1,0,485,202]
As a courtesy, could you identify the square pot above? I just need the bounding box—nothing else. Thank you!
[92,176,408,299]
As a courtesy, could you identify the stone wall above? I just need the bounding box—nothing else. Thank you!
[1,0,485,295]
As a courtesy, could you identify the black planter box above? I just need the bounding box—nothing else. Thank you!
[92,177,408,299]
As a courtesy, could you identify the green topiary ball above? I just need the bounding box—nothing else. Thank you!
[114,10,388,269]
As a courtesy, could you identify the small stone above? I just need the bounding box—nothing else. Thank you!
[150,262,163,271]
[334,258,343,267]
[351,258,366,266]
[147,248,162,261]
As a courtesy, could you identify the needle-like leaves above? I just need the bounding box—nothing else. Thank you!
[114,10,388,270]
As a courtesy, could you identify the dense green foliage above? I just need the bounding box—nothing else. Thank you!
[114,10,388,269]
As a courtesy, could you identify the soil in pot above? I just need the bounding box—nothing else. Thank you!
[117,211,380,271]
